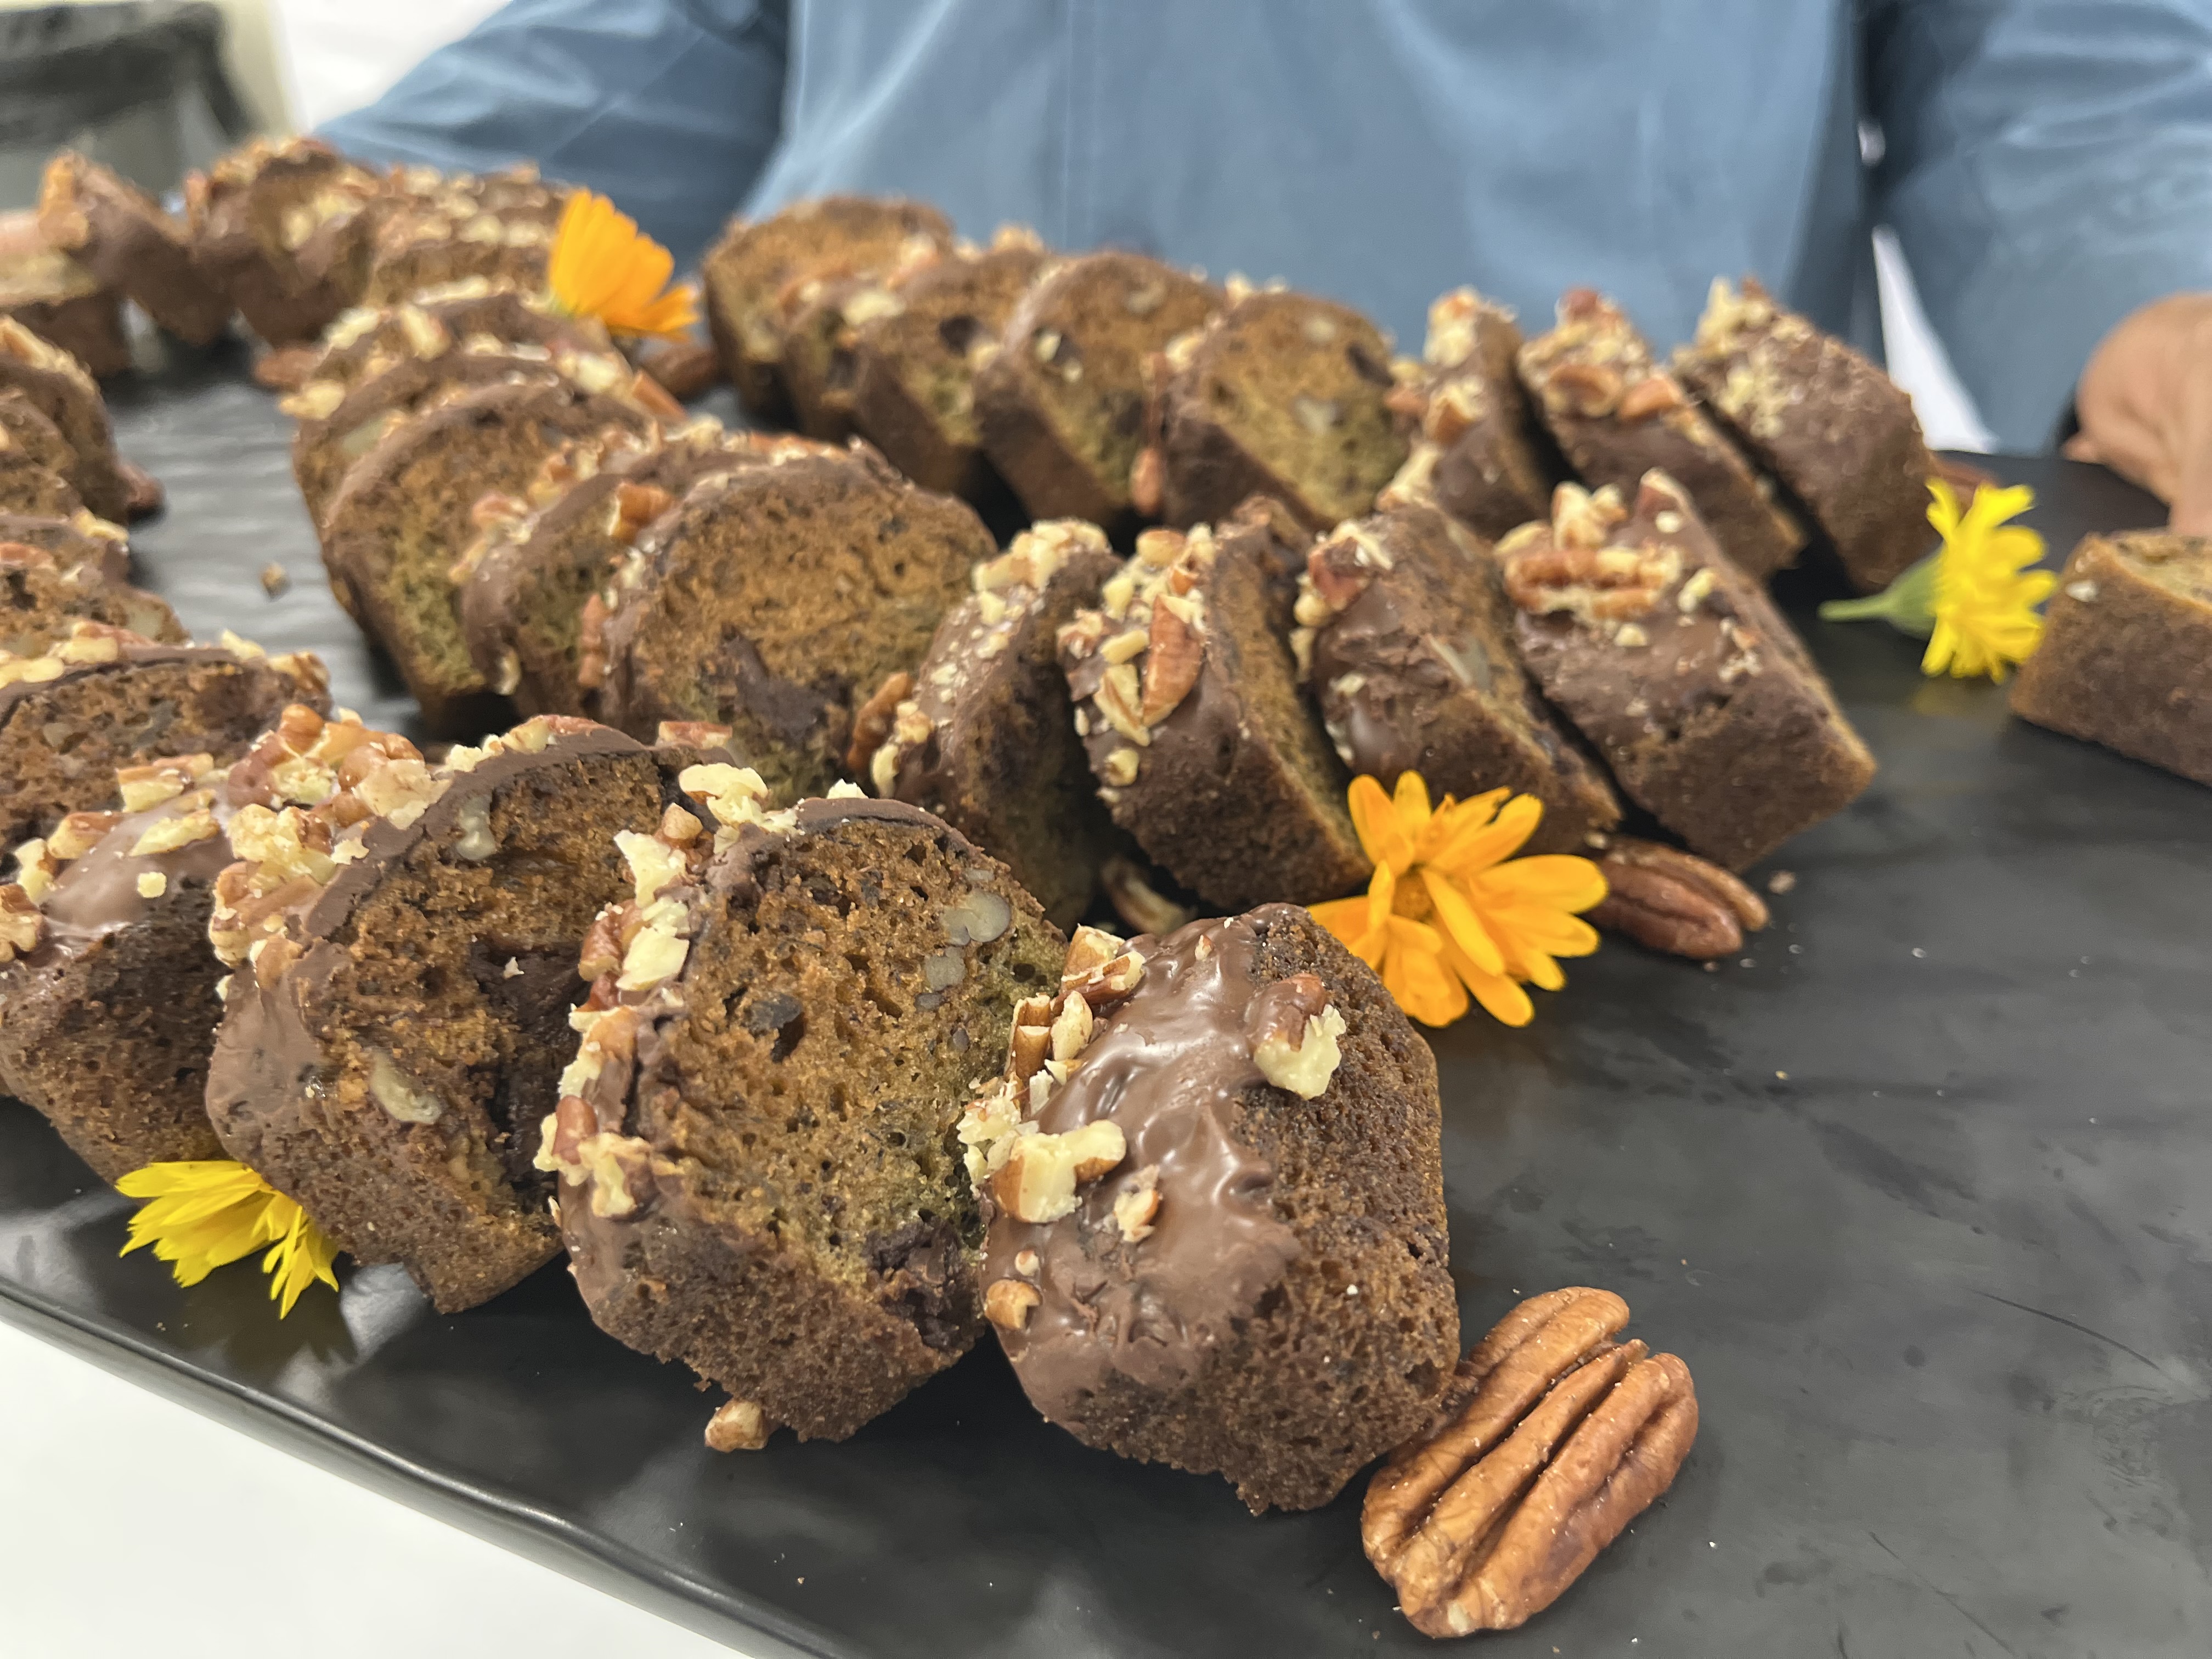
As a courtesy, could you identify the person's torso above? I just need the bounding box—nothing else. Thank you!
[750,0,1872,357]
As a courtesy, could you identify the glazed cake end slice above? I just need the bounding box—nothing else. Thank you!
[969,907,1457,1513]
[546,787,1065,1443]
[38,151,232,346]
[1382,287,1558,540]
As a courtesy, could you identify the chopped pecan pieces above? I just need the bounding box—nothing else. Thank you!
[1363,1287,1699,1638]
[1588,836,1770,960]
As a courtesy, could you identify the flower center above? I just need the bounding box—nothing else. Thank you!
[1392,870,1434,922]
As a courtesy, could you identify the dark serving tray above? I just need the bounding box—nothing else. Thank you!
[4,344,2208,1658]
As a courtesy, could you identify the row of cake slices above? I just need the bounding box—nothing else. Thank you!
[700,195,1937,596]
[0,698,1465,1516]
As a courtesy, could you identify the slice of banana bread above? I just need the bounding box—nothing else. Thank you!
[0,211,129,378]
[0,706,379,1182]
[1293,504,1618,852]
[289,342,649,529]
[1502,474,1874,869]
[318,376,659,732]
[780,269,921,443]
[1520,290,1803,580]
[1673,277,1934,592]
[0,535,179,652]
[975,252,1220,531]
[1145,286,1407,533]
[0,317,128,520]
[701,196,955,422]
[968,907,1456,1513]
[851,521,1124,930]
[1383,288,1558,540]
[291,281,606,399]
[205,716,692,1312]
[459,422,833,718]
[0,627,328,846]
[547,785,1063,1442]
[185,137,385,345]
[596,449,991,798]
[37,152,232,346]
[1060,510,1368,910]
[850,228,1051,497]
[2008,532,2212,785]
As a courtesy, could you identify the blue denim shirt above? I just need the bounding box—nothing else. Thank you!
[321,0,2212,451]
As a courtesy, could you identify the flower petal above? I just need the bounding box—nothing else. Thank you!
[1385,934,1470,1027]
[1470,854,1609,912]
[1348,774,1413,872]
[1419,866,1505,977]
[1392,770,1434,833]
[1426,792,1544,877]
[1442,938,1534,1027]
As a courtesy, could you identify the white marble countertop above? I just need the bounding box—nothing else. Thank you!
[0,1318,748,1657]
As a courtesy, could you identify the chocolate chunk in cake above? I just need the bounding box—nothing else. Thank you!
[0,707,383,1182]
[1143,285,1407,533]
[596,449,991,798]
[701,196,954,424]
[0,535,179,652]
[969,907,1457,1513]
[0,210,129,378]
[2008,532,2212,785]
[1293,504,1618,853]
[186,138,385,345]
[459,422,833,719]
[1674,276,1935,592]
[0,626,328,846]
[318,375,659,732]
[1502,474,1874,869]
[1382,288,1559,540]
[0,317,129,520]
[205,716,691,1312]
[854,520,1125,930]
[548,785,1064,1442]
[1519,290,1803,580]
[0,509,130,585]
[37,152,232,346]
[1060,507,1368,910]
[975,252,1220,529]
[288,340,652,530]
[850,228,1051,497]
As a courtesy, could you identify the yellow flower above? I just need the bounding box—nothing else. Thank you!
[1311,772,1607,1029]
[546,189,699,341]
[1921,479,2055,681]
[116,1160,339,1316]
[1821,479,2054,683]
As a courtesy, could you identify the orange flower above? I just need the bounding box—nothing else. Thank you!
[1312,772,1606,1028]
[546,189,699,341]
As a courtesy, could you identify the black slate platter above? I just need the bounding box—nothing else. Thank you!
[4,346,2210,1659]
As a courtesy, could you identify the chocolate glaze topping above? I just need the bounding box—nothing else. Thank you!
[984,912,1304,1418]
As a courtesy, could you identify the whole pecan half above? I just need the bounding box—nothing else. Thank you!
[1588,836,1770,960]
[1363,1287,1699,1638]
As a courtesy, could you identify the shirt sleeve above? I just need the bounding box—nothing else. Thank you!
[1869,0,2212,450]
[314,0,788,267]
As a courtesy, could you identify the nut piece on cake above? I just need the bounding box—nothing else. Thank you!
[1674,276,1935,593]
[967,907,1458,1514]
[546,787,1065,1442]
[1143,285,1408,533]
[2007,531,2212,786]
[853,518,1126,930]
[37,151,233,347]
[595,448,992,799]
[700,196,955,424]
[1381,286,1559,540]
[0,625,327,847]
[1059,500,1369,910]
[1363,1287,1699,1637]
[204,717,696,1312]
[975,251,1221,531]
[1501,473,1874,870]
[1518,289,1803,580]
[0,707,387,1182]
[0,210,129,378]
[0,506,132,588]
[850,226,1053,498]
[1294,502,1620,854]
